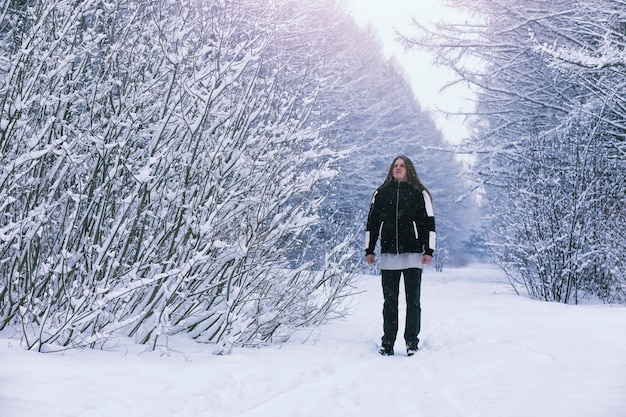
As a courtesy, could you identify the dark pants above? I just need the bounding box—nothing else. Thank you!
[381,268,422,347]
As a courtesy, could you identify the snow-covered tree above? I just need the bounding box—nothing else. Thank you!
[401,0,626,302]
[0,0,355,352]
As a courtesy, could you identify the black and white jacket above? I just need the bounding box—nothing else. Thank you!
[365,179,436,257]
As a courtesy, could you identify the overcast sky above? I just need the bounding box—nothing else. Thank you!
[343,0,475,145]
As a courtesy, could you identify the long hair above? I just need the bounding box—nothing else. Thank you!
[379,155,431,197]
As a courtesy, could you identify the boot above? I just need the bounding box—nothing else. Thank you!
[406,342,419,356]
[379,344,394,356]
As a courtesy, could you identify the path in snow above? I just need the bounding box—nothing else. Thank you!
[1,264,625,417]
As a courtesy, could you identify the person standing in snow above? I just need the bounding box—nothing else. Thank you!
[365,155,436,356]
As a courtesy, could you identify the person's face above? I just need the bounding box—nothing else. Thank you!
[392,159,407,182]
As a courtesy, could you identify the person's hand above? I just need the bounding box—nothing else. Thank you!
[422,255,433,265]
[366,254,375,265]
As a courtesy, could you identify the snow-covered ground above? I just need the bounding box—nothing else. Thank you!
[2,264,625,417]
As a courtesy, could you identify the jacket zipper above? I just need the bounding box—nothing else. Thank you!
[395,182,400,254]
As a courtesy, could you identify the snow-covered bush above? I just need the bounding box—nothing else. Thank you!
[0,0,355,352]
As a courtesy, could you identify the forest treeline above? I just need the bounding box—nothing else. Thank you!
[4,0,623,354]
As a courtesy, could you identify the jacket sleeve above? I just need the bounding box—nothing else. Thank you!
[421,190,436,257]
[365,190,380,255]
